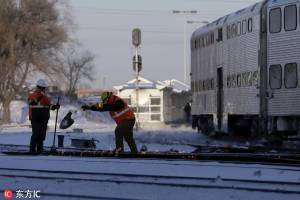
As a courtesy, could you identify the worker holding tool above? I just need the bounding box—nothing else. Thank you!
[81,91,138,154]
[28,79,60,154]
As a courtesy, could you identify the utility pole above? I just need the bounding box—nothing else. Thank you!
[173,10,197,84]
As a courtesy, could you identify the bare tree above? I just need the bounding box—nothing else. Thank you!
[63,49,95,99]
[0,0,71,123]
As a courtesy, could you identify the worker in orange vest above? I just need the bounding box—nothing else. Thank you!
[81,91,138,153]
[28,79,60,154]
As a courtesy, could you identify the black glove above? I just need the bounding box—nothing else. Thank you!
[81,105,91,111]
[51,103,60,110]
[55,103,60,110]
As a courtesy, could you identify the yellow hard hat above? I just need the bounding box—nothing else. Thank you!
[101,91,112,103]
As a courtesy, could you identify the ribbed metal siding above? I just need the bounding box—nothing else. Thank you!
[191,43,216,115]
[191,3,264,117]
[223,15,260,115]
[267,6,300,116]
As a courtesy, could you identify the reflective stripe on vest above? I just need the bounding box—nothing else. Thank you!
[111,107,130,119]
[29,105,50,108]
[107,95,135,124]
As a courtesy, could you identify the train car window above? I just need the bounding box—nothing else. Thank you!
[227,26,230,39]
[232,74,237,88]
[205,34,209,47]
[242,20,247,34]
[284,5,297,31]
[211,33,214,44]
[269,65,282,89]
[237,74,242,87]
[211,78,214,89]
[284,63,297,88]
[217,28,223,42]
[194,40,197,49]
[269,8,282,33]
[237,22,241,36]
[208,33,210,45]
[231,24,237,38]
[241,72,247,87]
[207,79,211,90]
[231,24,234,38]
[248,18,253,32]
[247,71,253,86]
[227,76,231,88]
[252,70,259,86]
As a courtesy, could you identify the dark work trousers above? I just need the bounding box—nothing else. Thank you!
[30,121,48,153]
[115,119,138,153]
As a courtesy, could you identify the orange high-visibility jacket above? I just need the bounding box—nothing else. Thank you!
[108,95,135,124]
[28,89,51,121]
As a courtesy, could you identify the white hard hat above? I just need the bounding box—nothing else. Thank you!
[36,79,47,88]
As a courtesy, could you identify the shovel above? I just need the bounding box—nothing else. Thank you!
[59,111,75,129]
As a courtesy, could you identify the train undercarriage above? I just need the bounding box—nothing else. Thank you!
[192,114,300,141]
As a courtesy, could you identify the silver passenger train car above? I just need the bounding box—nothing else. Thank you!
[191,0,300,136]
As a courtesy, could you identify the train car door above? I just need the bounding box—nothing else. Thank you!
[217,67,224,130]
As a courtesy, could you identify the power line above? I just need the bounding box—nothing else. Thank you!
[78,26,189,35]
[73,7,173,16]
[73,6,228,17]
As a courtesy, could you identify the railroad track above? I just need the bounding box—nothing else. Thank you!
[1,153,300,172]
[0,166,300,195]
[1,153,300,199]
[1,143,300,166]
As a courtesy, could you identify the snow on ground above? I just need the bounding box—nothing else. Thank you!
[0,100,213,152]
[0,155,299,200]
[0,125,201,153]
[1,100,300,200]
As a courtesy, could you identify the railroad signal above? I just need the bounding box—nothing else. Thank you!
[132,28,141,47]
[133,54,142,72]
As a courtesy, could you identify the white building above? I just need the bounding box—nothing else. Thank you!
[114,76,191,128]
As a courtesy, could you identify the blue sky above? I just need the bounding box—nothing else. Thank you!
[70,0,259,88]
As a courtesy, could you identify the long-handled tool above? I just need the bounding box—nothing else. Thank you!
[51,97,60,152]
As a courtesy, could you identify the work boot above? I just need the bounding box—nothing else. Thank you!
[112,147,123,155]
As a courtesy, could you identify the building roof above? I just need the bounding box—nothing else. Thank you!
[114,76,190,93]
